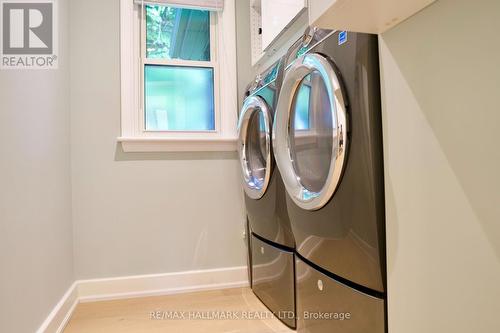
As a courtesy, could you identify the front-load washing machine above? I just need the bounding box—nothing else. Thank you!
[274,29,386,332]
[237,58,296,329]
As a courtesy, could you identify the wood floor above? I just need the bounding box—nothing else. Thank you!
[64,287,294,332]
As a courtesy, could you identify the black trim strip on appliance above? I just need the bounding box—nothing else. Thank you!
[251,232,295,253]
[296,252,386,300]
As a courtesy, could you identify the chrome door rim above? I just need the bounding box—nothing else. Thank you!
[237,95,273,199]
[273,53,348,211]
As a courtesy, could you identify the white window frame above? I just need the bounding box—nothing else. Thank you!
[118,0,238,152]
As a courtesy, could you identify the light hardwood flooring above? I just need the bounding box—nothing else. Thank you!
[64,287,294,332]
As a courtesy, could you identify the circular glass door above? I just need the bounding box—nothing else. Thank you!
[273,53,348,210]
[237,96,273,199]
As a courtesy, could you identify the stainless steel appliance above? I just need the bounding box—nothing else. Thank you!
[237,58,296,329]
[273,29,386,332]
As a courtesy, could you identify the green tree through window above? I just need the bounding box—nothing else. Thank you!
[145,5,210,61]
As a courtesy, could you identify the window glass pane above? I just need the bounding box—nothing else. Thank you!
[146,5,210,61]
[145,65,215,131]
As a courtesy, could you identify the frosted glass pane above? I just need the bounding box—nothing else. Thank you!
[146,5,210,61]
[145,65,215,131]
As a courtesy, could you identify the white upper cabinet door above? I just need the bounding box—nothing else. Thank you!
[261,0,307,51]
[309,0,436,33]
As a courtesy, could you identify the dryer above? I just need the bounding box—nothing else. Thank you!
[274,29,386,332]
[237,58,296,329]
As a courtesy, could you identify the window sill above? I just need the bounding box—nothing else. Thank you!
[117,137,238,152]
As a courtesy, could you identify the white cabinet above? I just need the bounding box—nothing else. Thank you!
[249,0,263,65]
[261,0,307,51]
[309,0,436,33]
[249,0,308,66]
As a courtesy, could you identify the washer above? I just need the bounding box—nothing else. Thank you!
[274,29,386,332]
[237,57,296,329]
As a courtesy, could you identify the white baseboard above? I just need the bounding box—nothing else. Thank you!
[35,282,79,333]
[77,266,249,302]
[37,266,249,333]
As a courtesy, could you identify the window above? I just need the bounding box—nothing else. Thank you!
[119,0,237,152]
[144,5,215,132]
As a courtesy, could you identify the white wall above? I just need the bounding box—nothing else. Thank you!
[70,0,247,279]
[380,0,500,332]
[0,1,74,332]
